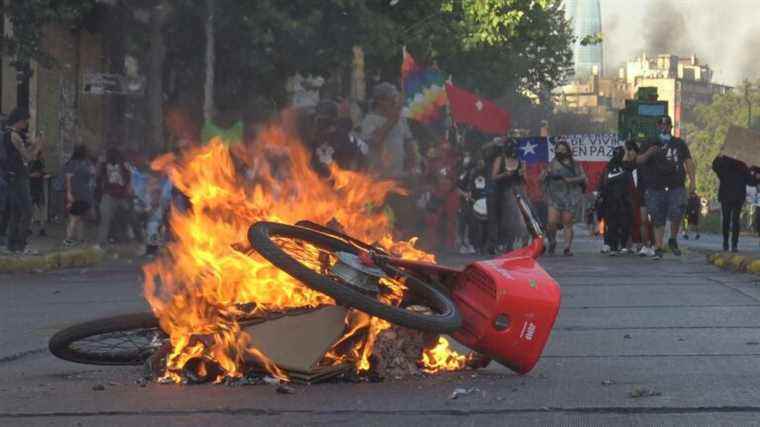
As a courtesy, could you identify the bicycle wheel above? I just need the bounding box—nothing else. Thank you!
[248,221,461,333]
[49,312,165,365]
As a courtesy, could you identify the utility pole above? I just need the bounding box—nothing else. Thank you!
[745,79,752,128]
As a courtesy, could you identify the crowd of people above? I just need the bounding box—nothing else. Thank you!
[2,84,760,259]
[0,108,176,255]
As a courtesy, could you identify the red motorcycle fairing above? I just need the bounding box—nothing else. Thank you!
[450,247,560,374]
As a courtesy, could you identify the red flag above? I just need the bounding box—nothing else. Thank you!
[445,83,510,135]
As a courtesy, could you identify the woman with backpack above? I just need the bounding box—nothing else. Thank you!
[540,140,587,256]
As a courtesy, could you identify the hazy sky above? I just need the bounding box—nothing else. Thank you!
[599,0,760,85]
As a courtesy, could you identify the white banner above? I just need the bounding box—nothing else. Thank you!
[549,133,622,161]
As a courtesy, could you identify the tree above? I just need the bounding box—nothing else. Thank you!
[682,81,760,202]
[162,0,573,117]
[0,0,96,67]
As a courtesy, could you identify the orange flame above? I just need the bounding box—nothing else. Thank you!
[142,122,441,382]
[421,337,469,373]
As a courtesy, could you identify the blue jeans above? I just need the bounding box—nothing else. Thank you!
[645,187,687,227]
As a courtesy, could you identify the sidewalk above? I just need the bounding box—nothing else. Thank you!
[0,221,145,273]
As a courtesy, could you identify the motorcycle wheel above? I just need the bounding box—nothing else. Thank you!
[49,312,164,366]
[248,221,461,333]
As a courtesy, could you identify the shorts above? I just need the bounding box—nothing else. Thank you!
[645,187,686,227]
[69,201,91,216]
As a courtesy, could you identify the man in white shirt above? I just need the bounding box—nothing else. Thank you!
[360,83,418,180]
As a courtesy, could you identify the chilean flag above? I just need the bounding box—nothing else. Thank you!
[516,138,550,201]
[445,83,510,135]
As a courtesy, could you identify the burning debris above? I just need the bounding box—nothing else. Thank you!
[140,125,469,384]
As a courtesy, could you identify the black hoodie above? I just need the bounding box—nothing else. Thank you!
[712,155,755,204]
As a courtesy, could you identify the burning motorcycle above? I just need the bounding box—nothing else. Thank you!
[49,193,560,375]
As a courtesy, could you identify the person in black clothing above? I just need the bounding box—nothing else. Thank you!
[712,155,759,252]
[682,192,701,240]
[455,151,477,254]
[466,156,490,254]
[636,116,695,259]
[2,109,42,254]
[491,138,528,251]
[598,146,634,255]
[307,100,367,178]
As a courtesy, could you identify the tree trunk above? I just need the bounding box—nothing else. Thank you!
[203,0,215,122]
[146,2,169,155]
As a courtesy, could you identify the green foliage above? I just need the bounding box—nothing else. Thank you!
[164,0,573,114]
[682,81,760,202]
[579,32,603,46]
[0,0,96,67]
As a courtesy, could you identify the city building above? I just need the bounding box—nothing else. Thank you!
[565,0,603,79]
[624,53,732,136]
[554,53,731,136]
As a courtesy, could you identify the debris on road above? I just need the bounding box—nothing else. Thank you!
[623,334,632,339]
[91,384,105,391]
[371,324,435,380]
[276,384,296,394]
[601,379,615,386]
[449,387,481,400]
[629,386,662,398]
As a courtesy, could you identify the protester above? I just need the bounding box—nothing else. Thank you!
[481,138,503,254]
[308,99,367,177]
[622,138,655,257]
[455,150,476,254]
[360,82,418,180]
[29,149,48,236]
[635,116,695,260]
[63,145,95,247]
[712,155,758,252]
[2,109,42,254]
[491,138,528,251]
[95,147,135,249]
[467,154,490,254]
[541,140,587,256]
[682,192,701,240]
[597,146,633,255]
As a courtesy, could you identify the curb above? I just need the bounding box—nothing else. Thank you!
[706,252,760,275]
[0,247,106,273]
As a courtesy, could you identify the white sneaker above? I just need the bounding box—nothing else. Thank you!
[646,246,656,257]
[600,244,611,254]
[458,245,470,255]
[620,248,631,255]
[466,244,477,254]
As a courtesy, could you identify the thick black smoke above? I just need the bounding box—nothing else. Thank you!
[602,0,760,84]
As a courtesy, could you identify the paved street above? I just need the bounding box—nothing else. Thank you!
[2,234,760,426]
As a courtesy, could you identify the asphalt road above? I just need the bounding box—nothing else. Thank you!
[1,234,760,426]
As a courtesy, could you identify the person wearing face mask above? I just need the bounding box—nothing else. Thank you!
[636,115,695,260]
[491,138,529,252]
[540,140,587,256]
[598,146,634,255]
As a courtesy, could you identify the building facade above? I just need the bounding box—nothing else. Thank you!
[625,54,731,136]
[565,0,603,79]
[555,53,731,137]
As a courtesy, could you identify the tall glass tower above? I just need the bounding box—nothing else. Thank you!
[565,0,603,79]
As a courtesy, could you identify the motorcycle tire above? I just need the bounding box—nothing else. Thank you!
[248,221,461,334]
[49,312,164,366]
